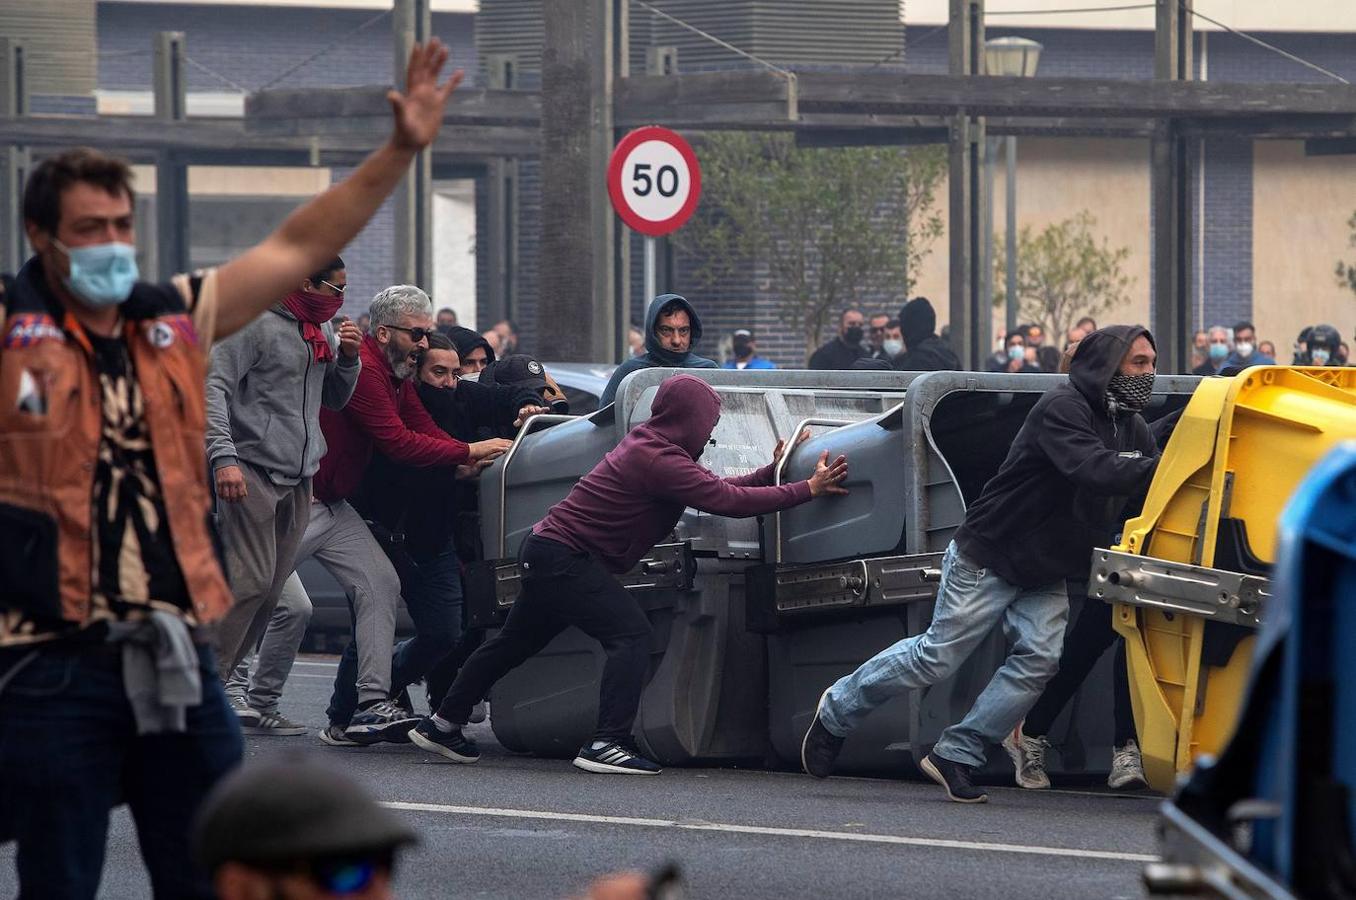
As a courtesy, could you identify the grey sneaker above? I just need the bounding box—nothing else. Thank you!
[241,711,307,737]
[469,700,488,725]
[1001,723,1051,790]
[344,700,422,743]
[1108,739,1148,790]
[229,694,261,728]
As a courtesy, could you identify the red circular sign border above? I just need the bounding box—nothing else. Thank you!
[606,126,702,237]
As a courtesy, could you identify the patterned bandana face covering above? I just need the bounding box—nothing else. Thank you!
[1105,372,1155,418]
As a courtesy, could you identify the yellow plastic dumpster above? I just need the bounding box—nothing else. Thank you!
[1092,367,1356,791]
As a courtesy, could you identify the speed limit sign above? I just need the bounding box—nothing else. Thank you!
[606,126,701,237]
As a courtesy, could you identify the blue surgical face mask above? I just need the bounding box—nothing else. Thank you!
[54,239,139,307]
[1008,344,1025,361]
[1208,342,1229,362]
[1312,350,1331,365]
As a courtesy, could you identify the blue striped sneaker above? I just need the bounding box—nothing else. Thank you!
[572,741,662,775]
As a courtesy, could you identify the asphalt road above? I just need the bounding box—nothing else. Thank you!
[0,655,1164,899]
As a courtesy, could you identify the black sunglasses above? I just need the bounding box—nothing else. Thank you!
[385,324,431,343]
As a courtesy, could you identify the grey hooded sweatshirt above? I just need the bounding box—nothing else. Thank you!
[205,307,360,484]
[599,293,718,407]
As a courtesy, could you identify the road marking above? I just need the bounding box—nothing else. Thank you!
[288,673,340,679]
[381,801,1159,863]
[293,660,339,668]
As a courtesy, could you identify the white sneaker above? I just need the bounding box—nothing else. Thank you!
[228,694,261,727]
[1001,723,1051,790]
[1108,739,1148,790]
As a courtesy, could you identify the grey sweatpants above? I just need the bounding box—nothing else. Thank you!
[224,571,312,715]
[215,462,311,679]
[296,499,401,707]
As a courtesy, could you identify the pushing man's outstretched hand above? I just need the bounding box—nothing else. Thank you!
[808,451,849,497]
[389,38,464,152]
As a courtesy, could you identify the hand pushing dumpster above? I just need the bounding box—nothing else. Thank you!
[1094,367,1356,792]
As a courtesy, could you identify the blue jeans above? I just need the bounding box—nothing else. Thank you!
[327,548,464,725]
[820,540,1069,768]
[0,640,242,899]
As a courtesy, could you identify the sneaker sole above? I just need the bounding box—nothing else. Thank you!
[344,715,422,741]
[318,730,362,748]
[801,688,834,778]
[409,728,480,764]
[572,756,661,775]
[241,725,307,736]
[920,755,988,804]
[1108,774,1148,791]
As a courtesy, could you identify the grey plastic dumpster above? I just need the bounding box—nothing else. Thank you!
[749,371,1201,778]
[468,367,917,763]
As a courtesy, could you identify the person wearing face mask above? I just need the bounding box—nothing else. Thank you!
[988,329,1040,373]
[809,308,870,371]
[892,297,960,372]
[802,327,1160,803]
[206,256,362,736]
[1225,320,1275,368]
[1193,325,1233,376]
[1306,324,1344,367]
[311,285,512,746]
[409,375,849,774]
[599,293,718,407]
[445,324,497,379]
[723,328,777,370]
[0,39,465,897]
[350,332,546,723]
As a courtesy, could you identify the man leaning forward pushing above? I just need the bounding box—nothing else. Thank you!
[801,326,1161,803]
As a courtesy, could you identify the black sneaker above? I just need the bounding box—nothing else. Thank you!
[801,688,845,778]
[573,741,662,775]
[344,700,421,743]
[920,752,988,803]
[408,718,480,763]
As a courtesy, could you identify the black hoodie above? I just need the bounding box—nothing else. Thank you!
[446,326,497,370]
[953,325,1160,588]
[892,298,960,373]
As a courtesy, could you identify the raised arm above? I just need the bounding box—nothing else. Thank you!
[212,41,462,339]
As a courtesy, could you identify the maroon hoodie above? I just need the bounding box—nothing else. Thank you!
[533,375,814,574]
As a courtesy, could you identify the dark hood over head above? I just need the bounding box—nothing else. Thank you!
[644,293,705,365]
[446,326,496,368]
[641,374,720,459]
[1069,325,1155,406]
[899,297,937,347]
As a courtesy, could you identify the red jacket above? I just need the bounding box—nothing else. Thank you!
[314,334,469,502]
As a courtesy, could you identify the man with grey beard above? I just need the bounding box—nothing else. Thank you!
[309,285,510,745]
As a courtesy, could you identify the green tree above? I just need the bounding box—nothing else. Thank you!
[993,211,1134,343]
[1335,210,1356,296]
[674,134,945,360]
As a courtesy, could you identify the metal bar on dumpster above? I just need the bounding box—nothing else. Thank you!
[496,413,580,557]
[763,552,944,617]
[1091,547,1270,629]
[478,543,694,615]
[1146,801,1292,899]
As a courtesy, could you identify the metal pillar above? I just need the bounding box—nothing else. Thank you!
[539,0,622,362]
[1004,135,1018,339]
[947,0,986,370]
[393,0,433,289]
[1151,0,1193,373]
[153,32,190,279]
[485,55,519,326]
[0,38,28,273]
[981,135,996,357]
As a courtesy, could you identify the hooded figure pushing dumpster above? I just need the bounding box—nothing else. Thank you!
[411,374,849,774]
[801,325,1161,802]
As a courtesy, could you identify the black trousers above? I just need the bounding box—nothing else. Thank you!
[435,533,653,743]
[1024,584,1137,746]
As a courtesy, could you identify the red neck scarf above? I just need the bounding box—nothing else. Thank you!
[281,290,344,362]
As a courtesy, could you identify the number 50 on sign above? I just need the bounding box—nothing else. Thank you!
[606,126,702,238]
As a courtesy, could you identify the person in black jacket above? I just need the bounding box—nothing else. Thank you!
[801,325,1160,803]
[892,297,960,372]
[351,332,546,715]
[808,308,869,370]
[446,325,497,377]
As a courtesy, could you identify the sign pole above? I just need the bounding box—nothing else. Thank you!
[643,235,657,302]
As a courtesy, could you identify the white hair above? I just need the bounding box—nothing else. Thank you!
[1207,325,1233,342]
[369,284,431,328]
